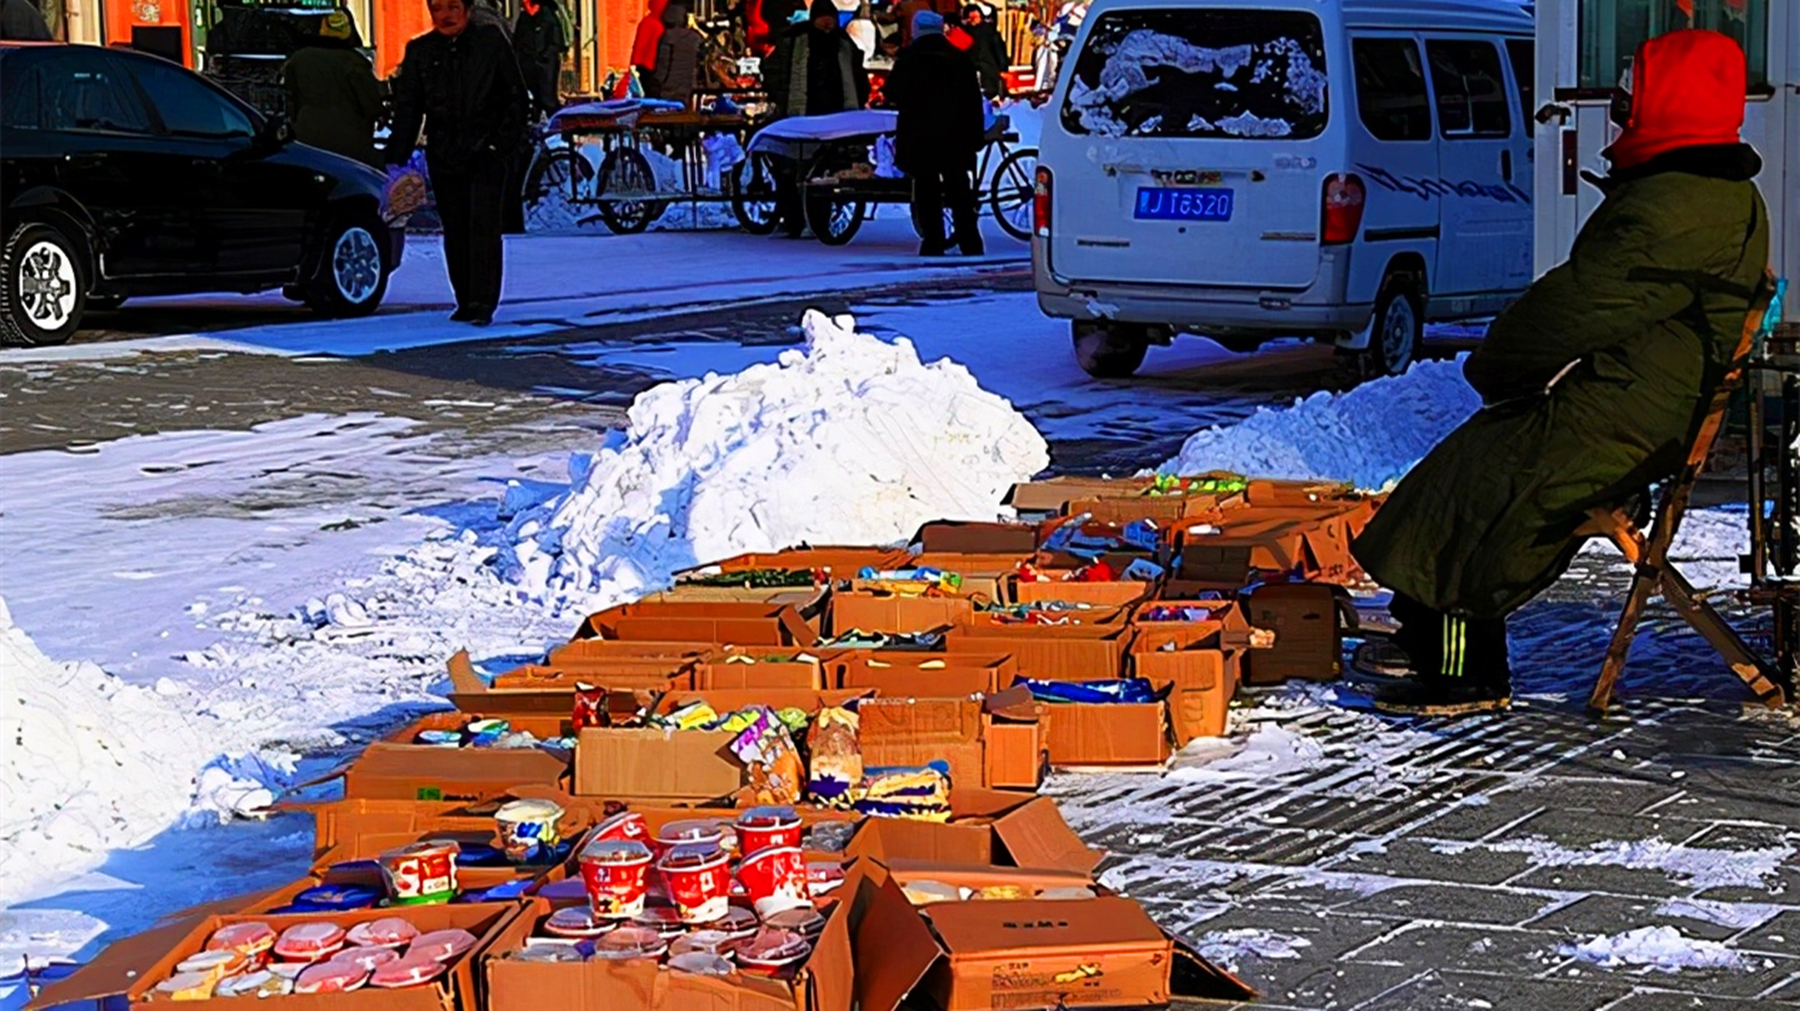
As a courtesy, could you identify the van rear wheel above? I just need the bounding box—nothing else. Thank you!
[1365,275,1422,376]
[1072,321,1149,379]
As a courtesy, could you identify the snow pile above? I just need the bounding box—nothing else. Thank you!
[0,598,263,906]
[1430,835,1795,892]
[1557,927,1746,973]
[1161,357,1480,490]
[1192,929,1311,972]
[505,310,1049,600]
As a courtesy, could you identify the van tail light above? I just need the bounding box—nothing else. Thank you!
[1321,173,1366,245]
[1034,166,1052,238]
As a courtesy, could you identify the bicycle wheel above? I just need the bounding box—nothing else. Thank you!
[731,152,781,235]
[804,187,864,246]
[989,146,1038,242]
[596,148,663,235]
[522,147,595,229]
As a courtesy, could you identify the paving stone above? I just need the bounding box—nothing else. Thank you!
[1759,970,1800,1002]
[1337,884,1571,927]
[1354,968,1630,1011]
[1347,922,1568,975]
[1599,990,1784,1011]
[1404,794,1545,842]
[1491,809,1712,851]
[1262,960,1414,1010]
[1562,954,1800,1002]
[1328,837,1539,887]
[1734,911,1800,959]
[1524,775,1689,816]
[1524,894,1750,942]
[1507,863,1703,900]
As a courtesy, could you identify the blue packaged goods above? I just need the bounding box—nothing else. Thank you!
[1019,677,1167,705]
[289,884,381,911]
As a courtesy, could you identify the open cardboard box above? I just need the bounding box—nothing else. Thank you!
[317,711,575,802]
[447,650,681,717]
[1130,600,1259,743]
[29,902,520,1011]
[904,552,1030,604]
[1002,476,1162,516]
[545,638,711,677]
[1032,691,1173,769]
[850,861,1254,1011]
[911,520,1043,556]
[482,879,860,1011]
[845,788,1100,873]
[982,687,1050,790]
[828,651,1016,697]
[857,697,986,791]
[1010,575,1156,609]
[828,591,974,637]
[573,601,819,647]
[1243,582,1345,684]
[945,623,1135,681]
[698,646,832,690]
[696,546,913,575]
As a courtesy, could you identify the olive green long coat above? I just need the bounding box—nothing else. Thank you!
[1352,162,1770,620]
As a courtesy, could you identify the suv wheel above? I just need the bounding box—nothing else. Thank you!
[1365,274,1422,376]
[1072,320,1149,379]
[2,221,85,347]
[306,214,389,318]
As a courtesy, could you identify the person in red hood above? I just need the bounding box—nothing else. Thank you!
[1349,29,1771,716]
[632,0,669,96]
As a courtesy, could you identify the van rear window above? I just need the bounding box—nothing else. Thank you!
[1060,9,1328,139]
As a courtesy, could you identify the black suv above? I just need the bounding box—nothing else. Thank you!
[0,42,401,346]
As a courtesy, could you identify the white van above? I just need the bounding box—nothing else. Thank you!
[1032,0,1536,377]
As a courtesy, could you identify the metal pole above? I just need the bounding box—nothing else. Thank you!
[1776,323,1800,688]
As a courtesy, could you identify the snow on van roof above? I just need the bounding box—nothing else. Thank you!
[1083,0,1532,35]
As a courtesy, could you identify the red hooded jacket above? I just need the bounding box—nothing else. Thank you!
[632,0,669,69]
[1605,29,1746,171]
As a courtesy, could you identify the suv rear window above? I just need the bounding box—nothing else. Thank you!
[1060,8,1328,140]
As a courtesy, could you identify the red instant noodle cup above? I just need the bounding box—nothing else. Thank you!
[738,846,809,918]
[735,806,802,857]
[654,819,725,862]
[657,844,732,924]
[579,839,654,919]
[594,811,649,844]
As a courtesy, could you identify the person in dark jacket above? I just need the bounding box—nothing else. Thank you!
[652,1,703,109]
[387,0,529,326]
[513,0,567,117]
[960,3,1007,98]
[0,0,50,39]
[282,10,382,167]
[763,0,869,235]
[1350,29,1771,716]
[886,10,984,256]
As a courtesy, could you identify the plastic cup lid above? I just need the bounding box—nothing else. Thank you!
[294,960,370,994]
[669,951,736,976]
[207,922,276,952]
[368,953,448,988]
[737,805,800,828]
[582,839,653,864]
[497,798,564,823]
[658,844,728,872]
[592,926,669,960]
[328,947,400,973]
[669,930,737,957]
[345,916,420,948]
[274,921,347,956]
[735,927,810,964]
[715,907,760,938]
[544,906,615,938]
[408,928,479,963]
[658,819,724,843]
[762,906,825,935]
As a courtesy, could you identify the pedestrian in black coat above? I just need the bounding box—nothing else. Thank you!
[763,0,870,235]
[388,0,529,325]
[652,1,704,109]
[961,3,1007,98]
[513,0,567,117]
[886,10,985,255]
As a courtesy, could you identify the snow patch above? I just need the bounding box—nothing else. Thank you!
[1192,928,1311,972]
[1431,836,1795,892]
[1557,926,1746,973]
[1161,357,1480,490]
[503,310,1049,601]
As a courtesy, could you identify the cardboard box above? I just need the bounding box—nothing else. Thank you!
[572,726,742,801]
[1040,696,1171,768]
[907,552,1030,603]
[573,602,818,647]
[699,546,912,574]
[1243,583,1343,684]
[1129,600,1252,743]
[1002,476,1158,515]
[913,520,1042,555]
[857,697,986,790]
[829,591,974,636]
[446,650,686,716]
[829,651,1015,696]
[1010,577,1155,608]
[945,624,1134,681]
[30,903,519,1011]
[483,888,856,1011]
[697,647,828,690]
[982,688,1049,790]
[846,788,1100,872]
[329,740,572,803]
[850,867,1255,1011]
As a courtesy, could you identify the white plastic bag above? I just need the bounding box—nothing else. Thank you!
[872,135,902,179]
[702,132,747,192]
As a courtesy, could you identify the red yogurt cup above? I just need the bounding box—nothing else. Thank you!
[657,845,733,924]
[594,811,649,844]
[738,846,809,918]
[579,839,654,919]
[735,806,802,857]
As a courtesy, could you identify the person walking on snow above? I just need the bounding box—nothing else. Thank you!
[513,0,568,117]
[1349,29,1771,717]
[652,1,703,109]
[387,0,528,327]
[763,0,869,235]
[886,10,984,256]
[632,0,669,96]
[282,10,382,167]
[960,2,1007,98]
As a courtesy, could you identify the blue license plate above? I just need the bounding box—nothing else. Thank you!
[1134,187,1234,222]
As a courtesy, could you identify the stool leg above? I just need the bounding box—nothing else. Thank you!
[1590,563,1657,713]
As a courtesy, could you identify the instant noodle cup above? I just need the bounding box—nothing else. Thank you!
[668,951,736,976]
[762,906,825,938]
[733,928,811,978]
[631,906,687,940]
[151,971,216,1000]
[714,906,759,939]
[294,960,369,994]
[368,953,448,989]
[495,798,565,864]
[214,969,290,998]
[735,806,802,856]
[578,839,653,919]
[345,916,420,949]
[272,922,347,963]
[206,922,276,966]
[511,940,584,963]
[378,841,459,905]
[175,949,246,983]
[658,844,732,924]
[655,819,725,860]
[594,811,649,844]
[408,928,478,963]
[544,906,614,939]
[669,929,738,959]
[805,860,846,897]
[591,925,668,961]
[739,846,808,918]
[329,947,400,974]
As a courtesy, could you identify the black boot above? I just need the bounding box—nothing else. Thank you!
[1370,611,1511,716]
